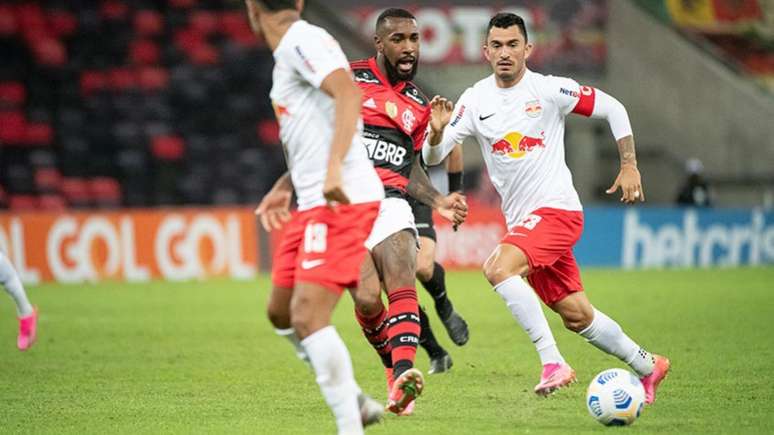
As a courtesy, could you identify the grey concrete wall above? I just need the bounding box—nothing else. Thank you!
[607,0,774,205]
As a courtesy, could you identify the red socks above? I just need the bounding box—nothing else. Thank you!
[386,287,420,378]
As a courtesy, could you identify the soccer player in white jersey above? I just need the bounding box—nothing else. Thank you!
[0,250,37,350]
[423,13,670,404]
[245,1,386,433]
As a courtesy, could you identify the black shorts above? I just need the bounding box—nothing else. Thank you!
[409,198,436,241]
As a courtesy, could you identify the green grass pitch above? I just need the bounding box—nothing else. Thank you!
[1,268,773,434]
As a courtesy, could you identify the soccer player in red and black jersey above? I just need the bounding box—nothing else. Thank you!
[346,8,468,415]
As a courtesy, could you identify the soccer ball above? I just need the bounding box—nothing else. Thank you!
[586,368,645,426]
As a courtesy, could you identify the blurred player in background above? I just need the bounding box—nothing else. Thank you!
[245,1,385,432]
[347,8,467,415]
[423,12,670,404]
[1,251,37,350]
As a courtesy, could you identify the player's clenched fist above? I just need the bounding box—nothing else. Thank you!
[429,95,454,134]
[436,191,468,227]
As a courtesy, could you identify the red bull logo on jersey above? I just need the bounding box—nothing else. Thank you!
[491,131,545,159]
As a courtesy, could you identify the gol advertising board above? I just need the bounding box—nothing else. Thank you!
[0,208,257,284]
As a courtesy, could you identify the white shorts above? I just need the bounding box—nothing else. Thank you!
[365,197,418,251]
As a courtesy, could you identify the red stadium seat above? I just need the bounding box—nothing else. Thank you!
[8,195,37,211]
[34,167,62,193]
[0,82,26,107]
[0,111,27,145]
[108,68,137,91]
[190,11,219,36]
[38,194,67,211]
[151,135,185,161]
[61,177,92,207]
[90,177,122,207]
[0,5,18,36]
[189,44,219,65]
[32,38,67,66]
[16,4,46,30]
[129,39,161,65]
[80,70,107,95]
[25,123,53,146]
[137,67,169,92]
[169,0,197,9]
[174,28,205,51]
[47,10,78,38]
[100,0,130,21]
[134,10,164,37]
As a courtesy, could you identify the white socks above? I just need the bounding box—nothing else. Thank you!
[0,251,34,317]
[494,276,565,365]
[580,308,655,377]
[274,327,309,363]
[301,326,363,435]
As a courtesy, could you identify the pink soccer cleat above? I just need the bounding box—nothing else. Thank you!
[640,355,670,404]
[534,362,576,396]
[17,308,38,351]
[386,368,424,415]
[384,367,414,416]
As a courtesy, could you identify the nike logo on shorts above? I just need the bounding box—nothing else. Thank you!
[301,259,325,270]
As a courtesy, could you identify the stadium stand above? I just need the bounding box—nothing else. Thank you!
[0,0,285,210]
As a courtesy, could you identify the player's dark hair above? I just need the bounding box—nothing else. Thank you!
[376,8,416,32]
[487,12,528,42]
[254,0,296,12]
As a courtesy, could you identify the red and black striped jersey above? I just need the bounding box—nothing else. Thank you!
[351,57,431,198]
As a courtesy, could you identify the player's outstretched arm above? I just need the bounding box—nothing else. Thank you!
[570,85,644,205]
[423,96,455,166]
[407,158,468,227]
[319,68,364,205]
[255,172,293,232]
[427,96,454,146]
[605,135,645,204]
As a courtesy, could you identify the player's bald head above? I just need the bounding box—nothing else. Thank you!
[375,8,416,36]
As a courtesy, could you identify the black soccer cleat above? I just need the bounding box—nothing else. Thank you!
[428,353,453,375]
[441,310,469,346]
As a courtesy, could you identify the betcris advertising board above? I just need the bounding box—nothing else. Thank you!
[578,207,774,268]
[434,206,774,269]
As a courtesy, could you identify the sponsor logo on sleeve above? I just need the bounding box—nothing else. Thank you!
[294,46,316,73]
[450,105,465,127]
[559,87,579,98]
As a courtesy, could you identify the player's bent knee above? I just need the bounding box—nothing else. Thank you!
[560,310,593,332]
[415,261,434,282]
[350,286,381,317]
[267,288,292,329]
[483,260,518,286]
[267,304,290,330]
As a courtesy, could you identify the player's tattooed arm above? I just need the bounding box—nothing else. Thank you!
[617,135,637,167]
[407,156,468,227]
[606,135,645,204]
[407,157,443,208]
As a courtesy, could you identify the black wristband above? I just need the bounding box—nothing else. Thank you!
[448,171,463,192]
